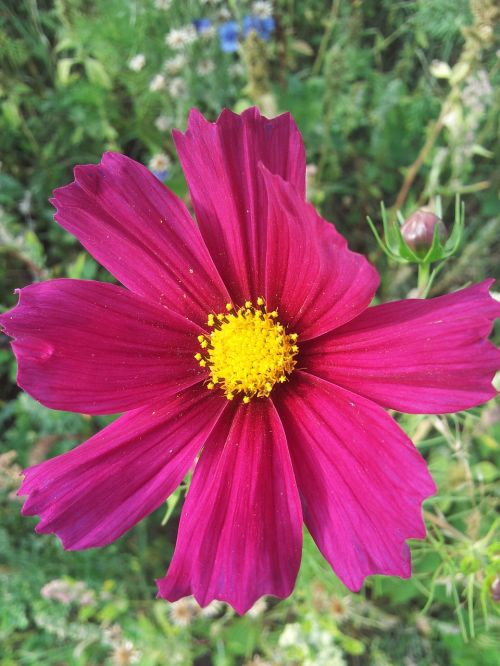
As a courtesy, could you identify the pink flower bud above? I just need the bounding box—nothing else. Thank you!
[401,210,447,253]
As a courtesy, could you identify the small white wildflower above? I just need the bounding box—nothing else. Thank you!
[148,153,172,173]
[40,578,94,606]
[200,599,224,617]
[165,25,197,50]
[197,59,215,76]
[41,579,70,603]
[111,639,141,666]
[228,62,245,78]
[329,595,352,622]
[102,623,124,647]
[149,73,166,92]
[128,53,146,72]
[168,77,187,97]
[154,115,174,132]
[279,622,302,648]
[79,590,96,606]
[154,0,172,9]
[163,53,187,75]
[462,69,493,113]
[252,1,273,19]
[217,7,231,21]
[169,597,200,626]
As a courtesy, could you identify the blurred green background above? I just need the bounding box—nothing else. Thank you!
[0,1,499,664]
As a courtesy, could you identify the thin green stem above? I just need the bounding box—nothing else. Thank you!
[311,0,341,76]
[417,262,430,297]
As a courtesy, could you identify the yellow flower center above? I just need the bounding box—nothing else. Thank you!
[195,298,299,403]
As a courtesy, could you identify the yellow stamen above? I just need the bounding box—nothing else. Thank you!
[196,298,299,403]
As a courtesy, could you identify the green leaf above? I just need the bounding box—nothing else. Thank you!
[2,99,21,129]
[472,462,498,483]
[56,58,75,86]
[84,58,112,89]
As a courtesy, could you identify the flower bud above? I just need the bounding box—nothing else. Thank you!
[401,209,447,254]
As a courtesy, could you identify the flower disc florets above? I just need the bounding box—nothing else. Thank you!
[195,298,298,402]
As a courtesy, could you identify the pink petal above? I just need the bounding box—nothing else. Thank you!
[19,385,227,549]
[274,372,436,591]
[262,169,380,340]
[0,279,204,414]
[174,107,306,302]
[303,281,500,413]
[51,152,230,325]
[157,398,303,614]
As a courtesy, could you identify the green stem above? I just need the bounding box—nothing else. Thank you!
[417,262,430,297]
[311,0,341,76]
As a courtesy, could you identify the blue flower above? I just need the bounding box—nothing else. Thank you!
[151,169,170,182]
[243,15,275,41]
[193,18,212,35]
[218,21,240,53]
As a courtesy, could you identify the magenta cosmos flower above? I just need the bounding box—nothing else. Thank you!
[1,108,499,614]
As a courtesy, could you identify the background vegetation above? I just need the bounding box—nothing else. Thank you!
[0,1,499,664]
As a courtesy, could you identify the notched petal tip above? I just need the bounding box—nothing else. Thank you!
[341,485,435,592]
[182,107,211,137]
[276,373,436,592]
[156,580,291,616]
[51,152,125,208]
[182,105,301,143]
[15,387,227,552]
[157,401,302,616]
[0,287,22,335]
